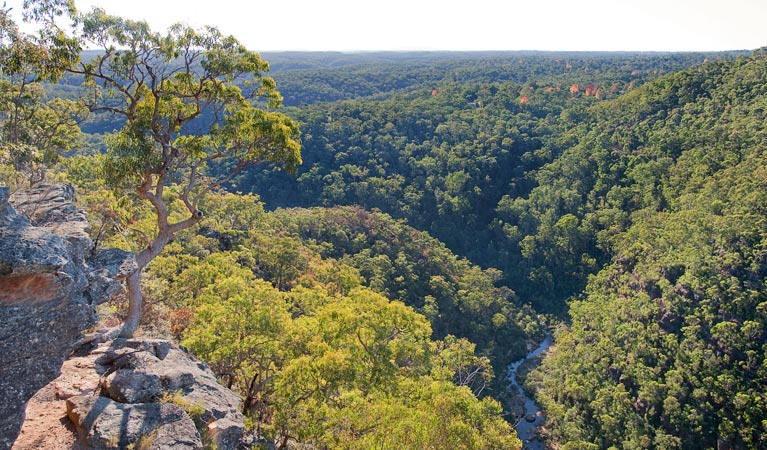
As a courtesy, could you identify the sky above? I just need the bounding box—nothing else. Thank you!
[9,0,767,52]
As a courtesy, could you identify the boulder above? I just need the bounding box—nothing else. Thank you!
[0,184,133,450]
[98,339,245,449]
[66,395,202,450]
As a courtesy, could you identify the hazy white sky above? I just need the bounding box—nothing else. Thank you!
[10,0,767,51]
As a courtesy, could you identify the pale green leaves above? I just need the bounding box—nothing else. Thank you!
[180,250,519,449]
[215,108,301,173]
[76,9,302,210]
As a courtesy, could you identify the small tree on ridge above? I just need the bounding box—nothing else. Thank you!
[71,8,301,337]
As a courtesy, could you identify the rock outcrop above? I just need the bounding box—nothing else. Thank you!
[2,184,248,450]
[63,338,245,450]
[13,338,246,450]
[0,184,134,450]
[66,395,203,450]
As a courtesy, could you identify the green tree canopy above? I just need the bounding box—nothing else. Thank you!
[70,8,301,336]
[0,0,82,186]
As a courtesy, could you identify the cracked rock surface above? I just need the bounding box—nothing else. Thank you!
[14,338,245,450]
[0,184,134,450]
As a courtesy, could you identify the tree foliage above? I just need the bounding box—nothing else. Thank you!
[527,52,767,449]
[227,51,740,313]
[181,253,520,450]
[271,206,542,367]
[69,8,301,336]
[0,0,82,186]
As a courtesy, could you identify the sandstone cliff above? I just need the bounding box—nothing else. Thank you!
[1,184,248,450]
[0,184,134,450]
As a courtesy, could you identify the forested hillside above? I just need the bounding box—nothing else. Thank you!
[232,50,767,449]
[232,50,742,312]
[271,206,542,365]
[88,188,528,449]
[265,52,724,106]
[525,52,767,450]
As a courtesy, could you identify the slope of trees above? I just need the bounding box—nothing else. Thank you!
[231,52,742,312]
[268,52,740,107]
[525,52,767,449]
[271,206,543,366]
[231,49,767,449]
[67,184,529,449]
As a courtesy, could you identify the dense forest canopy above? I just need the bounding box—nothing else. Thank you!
[228,50,745,313]
[3,4,767,447]
[227,49,767,449]
[525,52,767,450]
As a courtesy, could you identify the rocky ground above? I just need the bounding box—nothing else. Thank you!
[14,338,247,450]
[12,346,98,450]
[0,184,134,449]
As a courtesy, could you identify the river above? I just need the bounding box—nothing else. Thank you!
[506,332,553,450]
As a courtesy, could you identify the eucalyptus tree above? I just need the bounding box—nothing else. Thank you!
[71,8,301,337]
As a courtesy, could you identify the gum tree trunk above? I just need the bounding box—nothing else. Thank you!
[118,228,177,338]
[120,270,144,338]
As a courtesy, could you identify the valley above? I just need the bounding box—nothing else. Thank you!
[2,4,766,447]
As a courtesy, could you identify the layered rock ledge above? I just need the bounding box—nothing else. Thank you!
[0,184,134,450]
[13,338,245,450]
[2,184,248,450]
